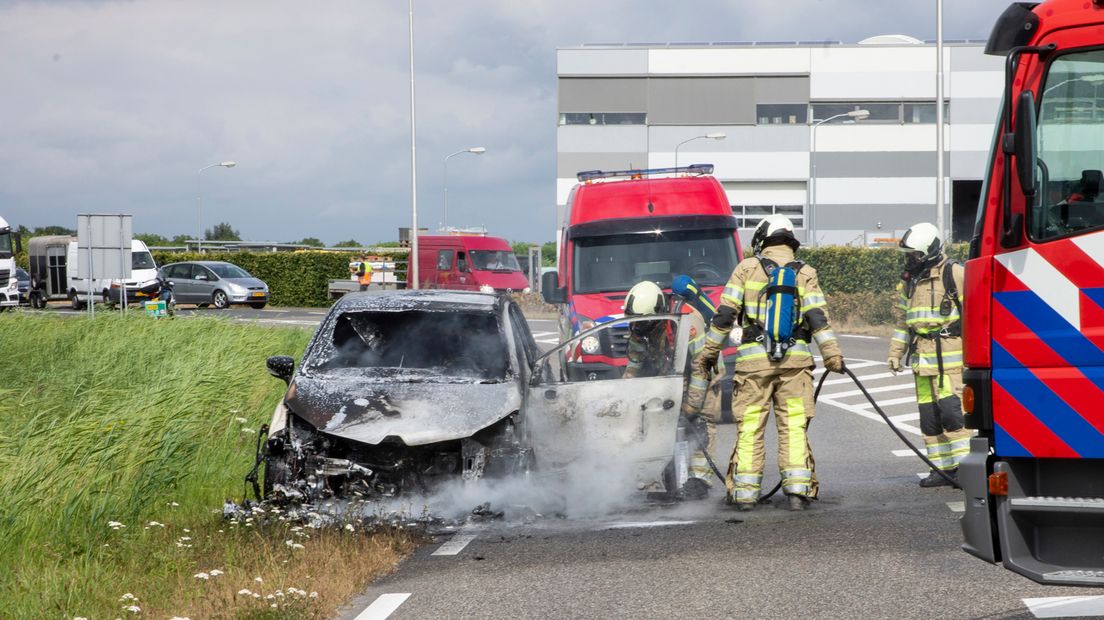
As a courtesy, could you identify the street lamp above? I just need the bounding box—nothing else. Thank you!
[808,110,869,245]
[443,146,486,230]
[674,132,726,169]
[408,0,420,289]
[197,161,236,253]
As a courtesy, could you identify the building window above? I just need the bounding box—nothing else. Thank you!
[903,102,951,123]
[559,112,647,126]
[811,103,899,123]
[756,103,808,125]
[732,204,805,229]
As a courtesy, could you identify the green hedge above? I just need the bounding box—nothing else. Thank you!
[785,242,968,294]
[150,250,408,307]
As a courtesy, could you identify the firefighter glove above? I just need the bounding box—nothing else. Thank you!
[823,355,845,374]
[887,357,902,374]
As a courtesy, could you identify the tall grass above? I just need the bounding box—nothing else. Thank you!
[0,313,414,618]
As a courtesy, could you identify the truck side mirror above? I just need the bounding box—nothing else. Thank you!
[541,271,566,304]
[266,355,295,384]
[1015,89,1038,197]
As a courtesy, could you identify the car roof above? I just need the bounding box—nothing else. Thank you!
[333,290,506,314]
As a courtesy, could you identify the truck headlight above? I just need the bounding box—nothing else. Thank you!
[480,285,494,294]
[581,335,600,355]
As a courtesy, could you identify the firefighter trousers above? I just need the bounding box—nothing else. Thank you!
[915,373,972,470]
[726,366,817,504]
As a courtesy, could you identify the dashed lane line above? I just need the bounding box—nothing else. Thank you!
[1023,596,1104,618]
[431,533,477,556]
[353,593,411,620]
[607,520,697,529]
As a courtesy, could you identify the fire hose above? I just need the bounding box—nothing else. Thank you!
[684,365,962,499]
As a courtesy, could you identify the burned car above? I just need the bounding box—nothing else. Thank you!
[259,290,693,506]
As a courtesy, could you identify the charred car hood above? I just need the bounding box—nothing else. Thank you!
[287,374,521,447]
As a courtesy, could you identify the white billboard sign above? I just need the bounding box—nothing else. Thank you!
[76,214,133,281]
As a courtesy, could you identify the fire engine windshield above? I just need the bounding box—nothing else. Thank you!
[1031,49,1104,240]
[573,229,739,294]
[470,251,521,272]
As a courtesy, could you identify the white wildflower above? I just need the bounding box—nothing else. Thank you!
[237,589,253,596]
[180,536,192,541]
[265,594,275,601]
[252,593,261,599]
[147,521,164,528]
[270,604,278,609]
[183,528,191,533]
[344,523,355,532]
[235,416,248,424]
[74,617,89,620]
[241,428,257,434]
[254,576,263,583]
[194,572,209,580]
[119,593,138,602]
[309,591,319,598]
[209,569,223,577]
[290,543,304,550]
[169,617,191,620]
[122,605,141,613]
[170,501,180,507]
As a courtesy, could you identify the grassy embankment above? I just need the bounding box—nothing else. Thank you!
[0,313,414,619]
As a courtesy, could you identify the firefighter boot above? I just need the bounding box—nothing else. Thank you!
[788,494,810,511]
[681,477,710,501]
[919,467,957,488]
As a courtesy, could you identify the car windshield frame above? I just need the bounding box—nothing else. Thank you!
[207,263,252,279]
[571,228,739,294]
[302,308,513,383]
[470,250,522,272]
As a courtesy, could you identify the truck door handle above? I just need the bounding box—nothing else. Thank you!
[544,389,557,400]
[663,399,675,410]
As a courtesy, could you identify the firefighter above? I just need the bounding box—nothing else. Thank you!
[622,281,723,499]
[694,214,844,511]
[887,222,970,487]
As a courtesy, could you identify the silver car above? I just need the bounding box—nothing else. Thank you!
[160,261,269,309]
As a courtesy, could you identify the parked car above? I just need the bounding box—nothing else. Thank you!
[160,261,269,309]
[15,267,29,305]
[259,290,693,508]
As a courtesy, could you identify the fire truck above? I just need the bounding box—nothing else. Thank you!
[960,0,1104,586]
[541,165,741,406]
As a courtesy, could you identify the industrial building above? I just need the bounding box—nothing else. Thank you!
[556,36,1003,245]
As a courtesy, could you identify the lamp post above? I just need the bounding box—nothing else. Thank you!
[196,161,236,253]
[443,147,486,230]
[808,110,869,245]
[674,132,726,169]
[407,0,420,289]
[936,0,946,241]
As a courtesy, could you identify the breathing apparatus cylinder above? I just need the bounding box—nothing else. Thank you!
[763,264,800,362]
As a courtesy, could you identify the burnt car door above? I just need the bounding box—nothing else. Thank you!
[526,314,689,493]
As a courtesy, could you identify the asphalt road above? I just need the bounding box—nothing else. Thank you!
[334,336,1103,620]
[25,304,1104,617]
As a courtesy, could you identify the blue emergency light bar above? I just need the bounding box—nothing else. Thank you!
[576,163,714,182]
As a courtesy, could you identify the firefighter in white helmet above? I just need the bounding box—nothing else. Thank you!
[623,280,722,499]
[692,214,844,511]
[888,222,971,487]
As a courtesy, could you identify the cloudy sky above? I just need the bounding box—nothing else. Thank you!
[0,0,1011,245]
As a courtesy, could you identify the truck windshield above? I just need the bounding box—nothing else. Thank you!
[132,251,156,270]
[573,229,739,294]
[470,250,521,272]
[1031,49,1104,240]
[0,231,11,257]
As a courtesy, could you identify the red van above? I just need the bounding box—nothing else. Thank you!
[417,235,530,293]
[541,164,742,389]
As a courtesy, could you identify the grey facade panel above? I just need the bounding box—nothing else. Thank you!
[559,78,648,113]
[558,49,648,76]
[558,152,651,177]
[950,150,990,179]
[648,77,756,125]
[558,126,649,153]
[649,125,808,152]
[950,97,1002,126]
[754,76,810,104]
[813,152,950,178]
[813,203,937,231]
[951,47,1004,72]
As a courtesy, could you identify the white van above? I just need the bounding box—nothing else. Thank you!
[67,239,160,308]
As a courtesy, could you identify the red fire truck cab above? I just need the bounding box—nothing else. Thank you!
[960,0,1104,586]
[541,165,742,400]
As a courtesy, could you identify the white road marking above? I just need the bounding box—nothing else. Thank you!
[431,533,477,556]
[354,593,411,620]
[917,473,928,478]
[946,501,965,513]
[607,520,697,529]
[889,413,920,423]
[820,371,898,386]
[872,396,917,407]
[308,311,327,315]
[530,331,557,338]
[824,383,915,399]
[816,397,922,435]
[892,449,915,457]
[1024,596,1104,618]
